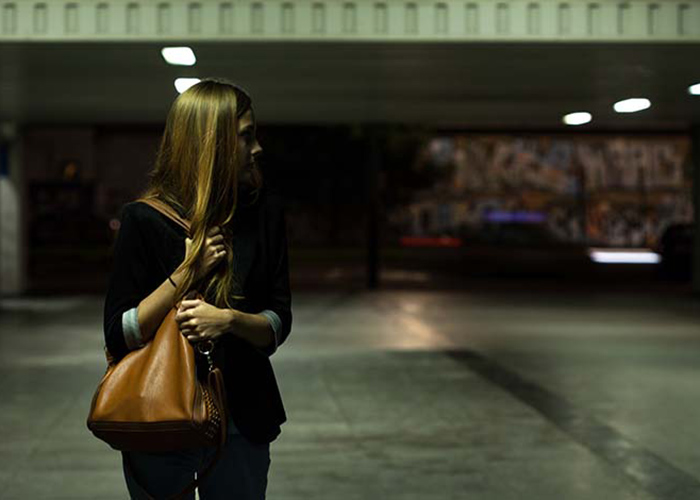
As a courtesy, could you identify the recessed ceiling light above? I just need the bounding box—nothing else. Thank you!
[161,47,196,66]
[689,83,700,95]
[563,112,592,126]
[613,98,651,113]
[174,78,201,94]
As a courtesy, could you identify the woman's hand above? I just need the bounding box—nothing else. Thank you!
[184,225,227,282]
[174,297,233,344]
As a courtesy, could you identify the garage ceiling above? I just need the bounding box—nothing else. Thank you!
[1,42,699,130]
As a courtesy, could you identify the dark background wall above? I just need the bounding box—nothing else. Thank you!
[21,124,693,293]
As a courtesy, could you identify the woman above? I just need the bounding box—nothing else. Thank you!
[102,77,292,499]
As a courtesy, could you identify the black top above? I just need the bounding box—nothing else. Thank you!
[102,184,292,444]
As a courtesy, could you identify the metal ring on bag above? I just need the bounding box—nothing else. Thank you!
[196,339,215,356]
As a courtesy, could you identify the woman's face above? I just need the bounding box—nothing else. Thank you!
[237,108,262,186]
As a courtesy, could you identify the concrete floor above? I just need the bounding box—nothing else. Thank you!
[2,279,700,499]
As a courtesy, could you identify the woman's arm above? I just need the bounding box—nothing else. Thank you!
[265,195,293,350]
[103,205,152,360]
[258,193,292,356]
[134,264,188,345]
[104,205,188,359]
[225,310,276,352]
[105,203,229,358]
[223,193,291,357]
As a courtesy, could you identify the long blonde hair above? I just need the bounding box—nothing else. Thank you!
[139,77,263,309]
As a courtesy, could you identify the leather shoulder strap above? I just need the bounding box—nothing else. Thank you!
[135,197,191,236]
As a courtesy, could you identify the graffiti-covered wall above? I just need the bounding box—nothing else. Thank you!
[387,134,692,247]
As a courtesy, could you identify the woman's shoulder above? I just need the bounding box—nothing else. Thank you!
[120,199,183,231]
[114,201,189,247]
[118,187,285,230]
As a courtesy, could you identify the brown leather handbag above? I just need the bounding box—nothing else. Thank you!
[87,196,228,500]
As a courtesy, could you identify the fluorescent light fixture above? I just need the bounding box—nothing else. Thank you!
[174,78,201,94]
[689,83,700,95]
[613,98,651,113]
[161,47,196,66]
[588,247,661,264]
[563,112,592,126]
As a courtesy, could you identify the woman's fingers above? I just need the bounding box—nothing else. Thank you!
[180,326,204,342]
[206,234,224,245]
[210,245,226,259]
[189,227,225,278]
[207,248,225,262]
[180,318,198,330]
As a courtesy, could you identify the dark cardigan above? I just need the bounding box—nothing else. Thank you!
[102,185,292,444]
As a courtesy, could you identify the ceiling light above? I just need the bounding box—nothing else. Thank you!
[161,47,196,66]
[613,98,651,113]
[689,83,700,95]
[563,112,592,126]
[174,78,201,94]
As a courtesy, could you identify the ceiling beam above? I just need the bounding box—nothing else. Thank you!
[1,0,699,43]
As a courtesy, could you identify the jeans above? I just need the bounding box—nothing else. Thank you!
[121,416,271,499]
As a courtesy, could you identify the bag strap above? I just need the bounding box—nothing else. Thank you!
[135,196,192,236]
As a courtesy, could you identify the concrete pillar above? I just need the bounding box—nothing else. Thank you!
[366,128,381,290]
[0,121,26,296]
[692,125,700,294]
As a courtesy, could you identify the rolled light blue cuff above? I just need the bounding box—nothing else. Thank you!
[258,309,282,354]
[122,306,145,350]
